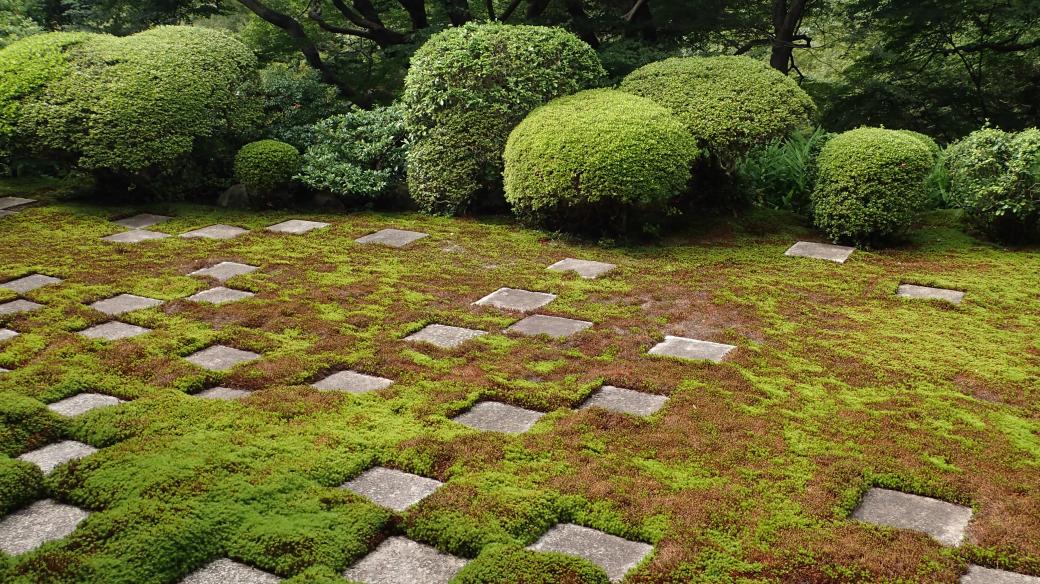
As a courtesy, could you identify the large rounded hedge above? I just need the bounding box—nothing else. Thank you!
[810,127,934,245]
[503,89,698,235]
[403,22,605,215]
[619,56,816,164]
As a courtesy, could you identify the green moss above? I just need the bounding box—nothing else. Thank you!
[455,543,610,583]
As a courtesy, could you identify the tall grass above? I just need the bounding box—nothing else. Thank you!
[735,127,833,215]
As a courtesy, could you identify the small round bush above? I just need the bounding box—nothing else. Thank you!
[234,140,301,192]
[810,127,934,245]
[504,89,698,235]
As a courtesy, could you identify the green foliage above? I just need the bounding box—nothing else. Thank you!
[503,89,698,236]
[810,127,934,245]
[736,127,834,214]
[403,22,606,215]
[0,456,43,516]
[455,543,611,584]
[0,0,42,49]
[234,140,302,193]
[257,63,348,150]
[0,390,65,456]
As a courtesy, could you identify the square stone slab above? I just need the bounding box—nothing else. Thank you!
[648,335,736,363]
[0,196,35,210]
[405,324,486,349]
[0,499,90,556]
[312,370,393,393]
[547,258,617,279]
[89,294,163,316]
[185,345,259,372]
[961,566,1040,584]
[579,385,667,417]
[474,288,556,312]
[101,229,171,243]
[506,315,592,338]
[195,387,252,400]
[47,393,124,417]
[355,228,428,248]
[343,537,468,584]
[0,328,18,341]
[189,261,259,282]
[114,213,171,229]
[1,274,62,294]
[180,224,249,240]
[528,523,653,583]
[851,487,973,546]
[452,402,544,434]
[186,287,255,305]
[266,219,329,234]
[180,558,281,584]
[784,241,855,263]
[0,299,43,316]
[78,321,150,341]
[342,467,444,512]
[18,440,98,474]
[897,284,966,304]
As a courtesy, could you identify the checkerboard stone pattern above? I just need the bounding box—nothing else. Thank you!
[547,258,616,279]
[506,315,592,338]
[0,499,90,556]
[648,335,736,363]
[452,402,544,434]
[784,241,855,263]
[0,299,43,315]
[528,523,653,583]
[0,328,17,341]
[343,537,468,584]
[186,287,254,304]
[580,386,667,416]
[18,440,97,474]
[78,321,150,341]
[474,288,556,312]
[312,371,393,393]
[355,228,428,248]
[405,324,486,349]
[852,488,973,546]
[961,566,1040,584]
[180,224,249,240]
[185,345,259,372]
[195,387,252,400]
[342,467,444,512]
[90,294,162,316]
[189,261,258,282]
[47,393,123,417]
[114,213,171,229]
[897,284,966,304]
[180,559,281,584]
[102,229,171,243]
[1,274,61,294]
[266,219,329,234]
[0,196,35,210]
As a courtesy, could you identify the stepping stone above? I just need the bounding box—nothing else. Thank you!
[312,371,393,393]
[180,224,248,240]
[404,324,486,349]
[0,196,35,210]
[189,261,258,282]
[897,284,965,304]
[648,335,736,363]
[114,213,171,229]
[342,467,444,512]
[528,523,653,583]
[547,258,616,279]
[852,487,972,546]
[784,241,855,263]
[355,228,428,248]
[195,387,252,400]
[180,558,281,584]
[343,536,468,584]
[18,440,98,474]
[506,315,592,338]
[186,287,254,305]
[89,294,162,316]
[452,402,544,434]
[78,321,150,341]
[579,385,667,417]
[101,229,170,243]
[0,274,62,294]
[185,345,259,372]
[47,393,124,417]
[0,368,8,373]
[474,288,556,312]
[0,499,89,556]
[961,566,1040,584]
[266,219,329,234]
[0,299,43,316]
[0,328,17,341]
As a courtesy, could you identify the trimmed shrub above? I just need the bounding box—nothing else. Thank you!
[234,140,301,193]
[455,543,610,584]
[895,129,941,161]
[403,22,605,215]
[503,89,698,236]
[810,127,934,245]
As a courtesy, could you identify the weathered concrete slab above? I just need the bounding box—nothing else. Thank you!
[897,284,965,304]
[189,261,258,282]
[343,537,468,584]
[1,274,62,294]
[0,197,35,210]
[342,467,444,512]
[355,228,428,248]
[186,287,254,305]
[114,213,171,229]
[405,324,486,349]
[528,523,653,583]
[180,558,281,584]
[102,229,170,243]
[266,219,329,234]
[506,315,592,338]
[18,440,97,474]
[452,402,544,434]
[547,258,616,279]
[0,299,43,316]
[47,393,124,417]
[784,241,855,263]
[579,386,667,417]
[89,294,162,316]
[0,328,18,341]
[195,387,252,400]
[180,225,249,240]
[961,566,1040,584]
[312,371,393,393]
[185,345,259,371]
[648,335,736,363]
[0,499,90,556]
[474,288,556,312]
[852,487,973,546]
[78,321,150,341]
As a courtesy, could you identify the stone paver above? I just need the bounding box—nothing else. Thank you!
[266,219,329,234]
[1,274,62,294]
[0,196,35,210]
[961,566,1040,584]
[852,487,973,546]
[18,440,98,474]
[78,321,150,341]
[114,213,171,229]
[0,328,17,341]
[47,393,124,417]
[102,229,170,243]
[180,558,281,584]
[355,228,428,248]
[474,288,556,312]
[185,345,259,372]
[547,258,616,279]
[506,314,592,338]
[784,241,855,263]
[189,261,258,282]
[186,287,254,305]
[897,284,966,304]
[0,367,8,373]
[195,387,252,400]
[452,402,544,434]
[579,385,668,417]
[528,523,653,583]
[405,324,486,349]
[312,371,393,393]
[343,537,468,584]
[89,294,163,316]
[0,299,43,316]
[180,224,249,240]
[648,335,736,363]
[342,467,444,512]
[0,499,90,556]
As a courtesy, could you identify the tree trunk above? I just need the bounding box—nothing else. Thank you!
[397,0,429,29]
[769,0,809,74]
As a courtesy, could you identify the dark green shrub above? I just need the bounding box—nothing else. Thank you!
[0,456,43,516]
[257,63,348,150]
[234,140,301,193]
[810,127,934,245]
[454,543,610,584]
[403,22,605,215]
[736,127,834,214]
[503,89,698,236]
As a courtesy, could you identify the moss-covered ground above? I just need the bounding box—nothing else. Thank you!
[0,178,1038,583]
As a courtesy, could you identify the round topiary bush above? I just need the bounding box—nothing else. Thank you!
[403,22,606,215]
[619,56,816,165]
[503,89,698,236]
[810,127,935,245]
[234,140,301,193]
